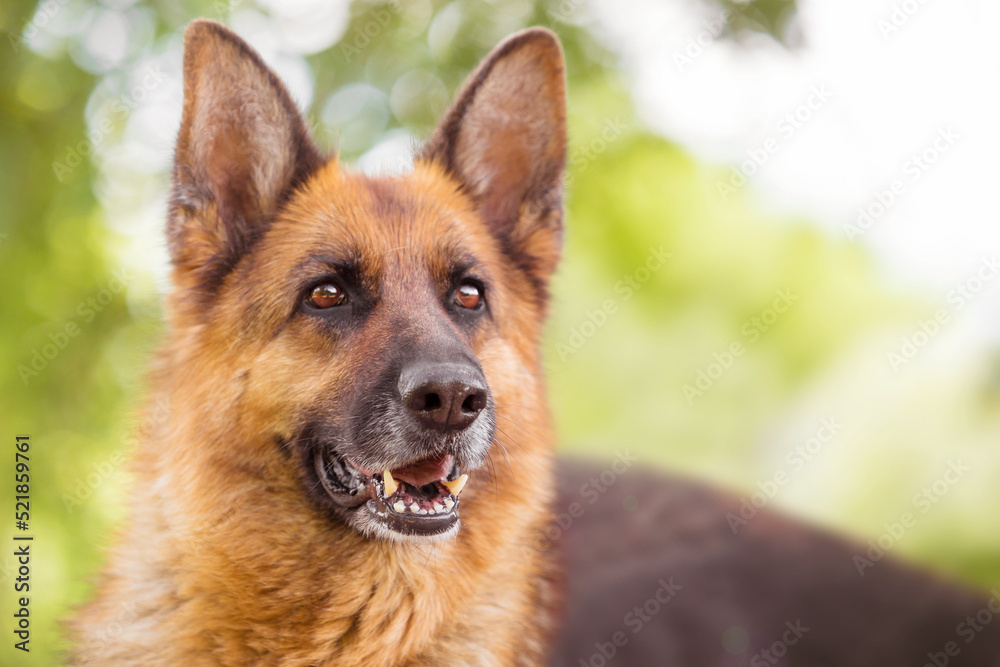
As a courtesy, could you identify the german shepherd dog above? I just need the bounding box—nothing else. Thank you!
[72,20,1000,667]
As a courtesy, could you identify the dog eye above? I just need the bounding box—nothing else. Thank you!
[307,282,347,309]
[454,282,482,309]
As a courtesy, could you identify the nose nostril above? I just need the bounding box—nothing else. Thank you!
[422,393,441,412]
[461,393,482,414]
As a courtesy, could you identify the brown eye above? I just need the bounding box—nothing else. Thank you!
[307,283,347,309]
[455,282,482,309]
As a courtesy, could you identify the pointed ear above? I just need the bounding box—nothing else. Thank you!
[421,27,567,289]
[169,20,322,290]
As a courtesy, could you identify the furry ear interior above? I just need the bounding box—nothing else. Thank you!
[169,19,322,289]
[422,27,567,287]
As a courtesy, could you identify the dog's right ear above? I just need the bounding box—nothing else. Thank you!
[169,20,322,291]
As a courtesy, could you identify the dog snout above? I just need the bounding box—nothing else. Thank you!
[399,361,488,432]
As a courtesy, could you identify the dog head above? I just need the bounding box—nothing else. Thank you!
[166,21,565,542]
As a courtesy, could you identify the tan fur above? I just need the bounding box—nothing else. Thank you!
[71,21,567,666]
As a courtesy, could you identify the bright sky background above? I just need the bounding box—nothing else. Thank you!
[584,0,1000,307]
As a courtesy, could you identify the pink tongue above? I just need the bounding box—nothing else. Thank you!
[392,453,455,488]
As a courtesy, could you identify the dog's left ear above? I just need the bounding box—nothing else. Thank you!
[169,20,322,290]
[422,28,566,287]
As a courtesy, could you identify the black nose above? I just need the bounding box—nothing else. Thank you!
[399,362,488,431]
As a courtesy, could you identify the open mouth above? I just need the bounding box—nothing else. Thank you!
[313,448,469,538]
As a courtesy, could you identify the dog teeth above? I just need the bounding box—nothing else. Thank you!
[385,480,458,515]
[383,470,398,496]
[442,474,468,497]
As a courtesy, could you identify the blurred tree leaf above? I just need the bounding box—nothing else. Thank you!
[711,0,801,46]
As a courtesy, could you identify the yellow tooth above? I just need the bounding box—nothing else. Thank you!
[383,470,398,496]
[442,474,468,497]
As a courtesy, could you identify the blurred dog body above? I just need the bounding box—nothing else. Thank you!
[70,19,1000,667]
[553,461,1000,665]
